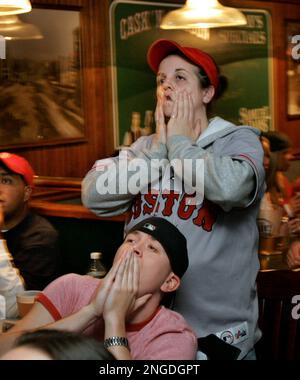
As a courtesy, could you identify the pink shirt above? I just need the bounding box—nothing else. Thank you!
[37,273,197,360]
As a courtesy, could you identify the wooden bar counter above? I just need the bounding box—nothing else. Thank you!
[31,176,127,222]
[30,176,300,274]
[30,176,127,275]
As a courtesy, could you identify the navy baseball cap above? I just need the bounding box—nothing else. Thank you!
[128,217,189,278]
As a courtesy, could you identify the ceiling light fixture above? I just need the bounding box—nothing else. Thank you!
[160,0,247,29]
[0,0,32,16]
[0,15,42,39]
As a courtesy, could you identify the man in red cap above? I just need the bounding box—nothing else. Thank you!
[0,153,59,317]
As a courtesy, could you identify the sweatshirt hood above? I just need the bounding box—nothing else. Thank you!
[197,117,261,149]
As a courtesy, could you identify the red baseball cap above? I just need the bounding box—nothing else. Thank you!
[147,39,219,91]
[0,152,35,187]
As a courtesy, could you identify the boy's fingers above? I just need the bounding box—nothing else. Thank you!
[125,252,134,288]
[133,254,139,292]
[104,255,123,283]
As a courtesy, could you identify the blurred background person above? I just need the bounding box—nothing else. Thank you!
[261,132,300,236]
[0,152,60,291]
[0,329,114,360]
[263,131,300,213]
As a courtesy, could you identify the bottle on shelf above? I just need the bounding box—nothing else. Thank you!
[276,216,290,252]
[283,203,300,239]
[141,110,153,136]
[283,203,294,219]
[130,112,141,142]
[86,252,106,279]
[122,131,133,146]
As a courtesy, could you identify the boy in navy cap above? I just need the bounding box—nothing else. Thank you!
[0,217,197,360]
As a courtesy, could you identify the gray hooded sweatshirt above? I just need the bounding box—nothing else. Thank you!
[82,116,265,359]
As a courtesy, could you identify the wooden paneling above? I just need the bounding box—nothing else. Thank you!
[30,175,128,220]
[2,0,300,178]
[30,199,127,220]
[33,0,84,7]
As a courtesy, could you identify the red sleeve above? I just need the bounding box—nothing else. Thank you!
[36,293,61,321]
[36,273,81,319]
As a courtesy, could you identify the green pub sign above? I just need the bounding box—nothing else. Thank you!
[110,0,273,148]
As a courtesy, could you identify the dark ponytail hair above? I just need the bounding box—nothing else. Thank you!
[15,329,115,360]
[198,67,228,100]
[198,66,228,116]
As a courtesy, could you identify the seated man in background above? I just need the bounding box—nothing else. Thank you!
[0,217,197,360]
[0,152,60,294]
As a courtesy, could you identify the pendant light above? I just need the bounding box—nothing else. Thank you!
[0,15,42,39]
[160,0,247,29]
[0,0,32,16]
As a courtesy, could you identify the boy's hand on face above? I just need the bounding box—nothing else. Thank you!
[89,257,123,318]
[103,251,151,322]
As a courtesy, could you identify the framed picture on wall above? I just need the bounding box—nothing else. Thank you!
[286,20,300,119]
[0,8,85,149]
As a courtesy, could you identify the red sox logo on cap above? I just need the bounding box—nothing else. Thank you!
[143,223,156,231]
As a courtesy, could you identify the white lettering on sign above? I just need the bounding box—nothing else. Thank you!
[0,35,5,59]
[120,10,164,40]
[291,35,300,60]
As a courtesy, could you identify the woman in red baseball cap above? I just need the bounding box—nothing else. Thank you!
[83,39,265,360]
[147,39,220,147]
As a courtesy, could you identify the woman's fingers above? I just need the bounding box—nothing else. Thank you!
[155,99,163,124]
[188,93,194,122]
[170,91,193,121]
[0,204,4,229]
[154,98,167,144]
[175,92,182,119]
